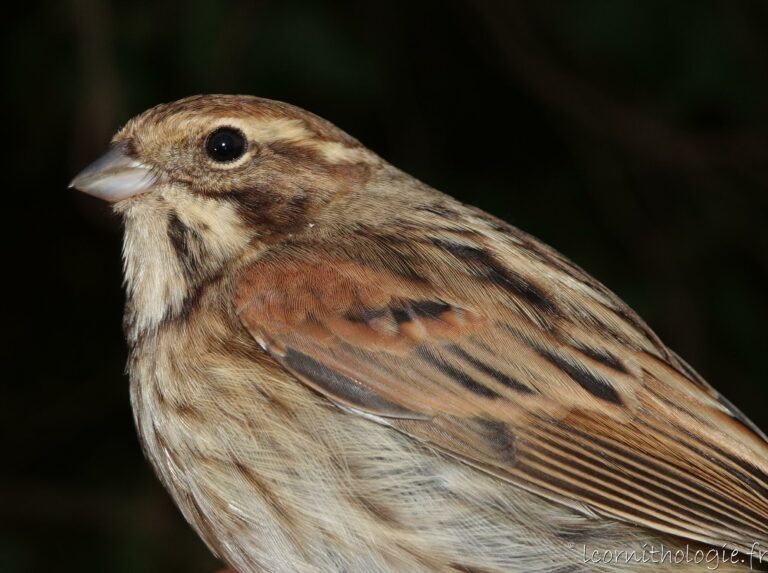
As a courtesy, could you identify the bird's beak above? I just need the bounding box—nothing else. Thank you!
[69,144,157,203]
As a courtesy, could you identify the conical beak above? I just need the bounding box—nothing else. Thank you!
[69,144,157,203]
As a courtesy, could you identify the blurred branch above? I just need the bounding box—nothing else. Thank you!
[68,0,125,232]
[69,0,122,165]
[469,0,768,282]
[468,0,768,365]
[471,0,768,188]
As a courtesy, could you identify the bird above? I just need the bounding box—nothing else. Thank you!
[70,95,768,573]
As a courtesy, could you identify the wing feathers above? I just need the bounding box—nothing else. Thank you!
[235,223,768,552]
[281,348,419,418]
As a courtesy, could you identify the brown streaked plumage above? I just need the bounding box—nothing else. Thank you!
[71,95,768,572]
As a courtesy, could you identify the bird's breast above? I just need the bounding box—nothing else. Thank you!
[126,304,746,573]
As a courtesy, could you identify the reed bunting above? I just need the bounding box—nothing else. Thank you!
[70,95,768,572]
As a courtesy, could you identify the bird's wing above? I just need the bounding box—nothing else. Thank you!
[235,220,768,552]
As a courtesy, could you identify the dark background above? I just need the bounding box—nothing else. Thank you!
[4,1,767,571]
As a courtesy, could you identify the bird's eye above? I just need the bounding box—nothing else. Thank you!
[204,127,247,163]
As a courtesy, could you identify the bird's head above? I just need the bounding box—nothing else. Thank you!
[70,95,377,334]
[72,94,376,237]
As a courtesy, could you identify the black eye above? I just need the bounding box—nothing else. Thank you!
[204,127,247,163]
